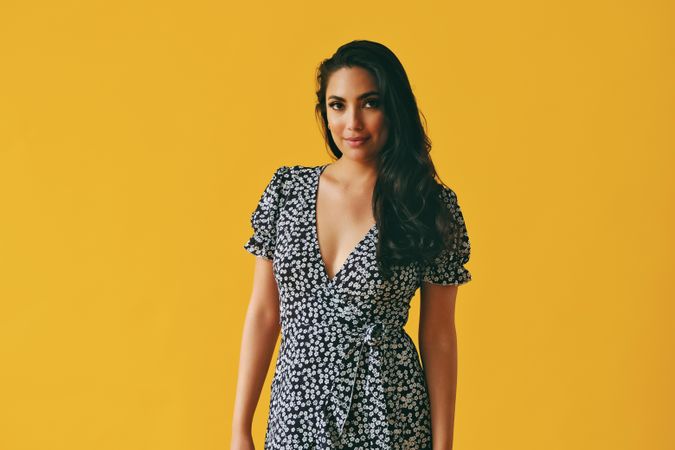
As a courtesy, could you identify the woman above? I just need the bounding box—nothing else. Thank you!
[231,40,472,450]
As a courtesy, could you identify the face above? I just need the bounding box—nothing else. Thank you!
[325,66,389,161]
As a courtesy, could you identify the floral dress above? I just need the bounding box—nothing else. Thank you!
[243,164,472,449]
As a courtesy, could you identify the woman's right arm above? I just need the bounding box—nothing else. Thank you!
[230,257,281,448]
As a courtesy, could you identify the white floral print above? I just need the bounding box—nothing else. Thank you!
[244,164,472,449]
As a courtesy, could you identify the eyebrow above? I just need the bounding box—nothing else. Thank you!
[327,91,380,101]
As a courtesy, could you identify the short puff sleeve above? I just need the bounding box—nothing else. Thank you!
[421,186,473,285]
[243,165,291,260]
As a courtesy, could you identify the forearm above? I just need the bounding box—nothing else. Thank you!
[231,304,280,434]
[419,326,458,450]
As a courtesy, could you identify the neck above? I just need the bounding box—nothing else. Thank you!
[329,158,378,190]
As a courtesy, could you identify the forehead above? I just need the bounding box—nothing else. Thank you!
[326,66,378,96]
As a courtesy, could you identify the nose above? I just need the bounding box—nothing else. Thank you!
[346,106,364,131]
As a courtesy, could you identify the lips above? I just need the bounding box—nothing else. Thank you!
[345,136,370,147]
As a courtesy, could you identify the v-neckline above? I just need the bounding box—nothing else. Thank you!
[312,164,377,285]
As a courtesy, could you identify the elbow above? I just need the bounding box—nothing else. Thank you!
[253,310,281,332]
[419,323,457,352]
[246,301,281,332]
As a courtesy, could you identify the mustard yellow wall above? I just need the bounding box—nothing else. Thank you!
[0,1,673,449]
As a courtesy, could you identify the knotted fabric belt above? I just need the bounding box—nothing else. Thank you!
[286,320,405,444]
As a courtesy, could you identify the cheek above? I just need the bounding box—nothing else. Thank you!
[369,115,388,135]
[327,113,343,129]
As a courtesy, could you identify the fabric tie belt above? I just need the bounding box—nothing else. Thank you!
[287,320,405,444]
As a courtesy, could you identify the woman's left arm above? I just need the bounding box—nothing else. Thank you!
[419,281,460,450]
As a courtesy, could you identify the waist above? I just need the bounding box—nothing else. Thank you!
[283,319,406,346]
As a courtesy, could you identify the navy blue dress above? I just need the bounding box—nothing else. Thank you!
[244,164,472,449]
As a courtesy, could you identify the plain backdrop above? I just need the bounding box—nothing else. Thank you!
[0,1,673,449]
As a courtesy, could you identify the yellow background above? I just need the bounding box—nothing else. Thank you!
[1,1,673,449]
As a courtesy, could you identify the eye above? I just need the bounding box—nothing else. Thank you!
[364,98,380,108]
[328,99,380,110]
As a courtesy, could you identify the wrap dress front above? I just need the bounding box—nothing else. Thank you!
[243,164,472,449]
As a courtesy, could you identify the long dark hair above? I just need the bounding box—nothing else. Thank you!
[314,40,461,280]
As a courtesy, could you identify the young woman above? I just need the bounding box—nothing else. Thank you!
[231,40,472,450]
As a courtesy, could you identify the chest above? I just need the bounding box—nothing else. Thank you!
[271,176,420,301]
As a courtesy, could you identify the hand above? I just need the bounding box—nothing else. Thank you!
[230,431,255,450]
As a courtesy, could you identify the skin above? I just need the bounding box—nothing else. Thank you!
[419,281,460,450]
[317,66,387,279]
[231,66,460,450]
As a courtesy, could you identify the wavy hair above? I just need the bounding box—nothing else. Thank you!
[314,40,461,280]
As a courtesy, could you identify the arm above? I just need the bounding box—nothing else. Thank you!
[231,257,281,438]
[419,281,459,450]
